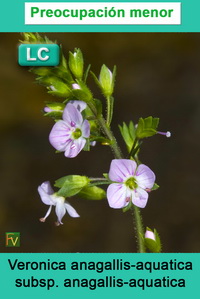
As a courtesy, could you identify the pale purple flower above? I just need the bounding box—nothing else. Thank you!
[38,181,80,226]
[145,229,156,241]
[49,103,90,158]
[107,159,156,209]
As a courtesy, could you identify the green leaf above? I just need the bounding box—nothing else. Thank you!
[30,67,53,76]
[136,116,159,139]
[119,121,136,152]
[129,121,135,140]
[79,186,106,200]
[83,64,91,83]
[44,111,63,120]
[55,175,89,197]
[152,183,160,191]
[90,71,102,89]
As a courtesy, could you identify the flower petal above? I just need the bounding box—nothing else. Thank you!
[38,182,54,205]
[136,164,155,189]
[70,100,87,112]
[145,230,156,241]
[109,159,137,182]
[40,181,54,195]
[107,183,129,209]
[81,119,90,138]
[55,200,66,225]
[49,120,71,151]
[65,202,80,218]
[64,138,86,158]
[40,205,52,221]
[131,187,148,208]
[63,103,83,126]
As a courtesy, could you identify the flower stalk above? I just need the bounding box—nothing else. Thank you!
[132,206,146,253]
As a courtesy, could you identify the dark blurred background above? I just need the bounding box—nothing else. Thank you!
[0,33,200,253]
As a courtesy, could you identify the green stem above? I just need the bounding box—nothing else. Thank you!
[132,206,146,253]
[89,181,110,187]
[98,115,122,159]
[87,101,122,159]
[106,95,114,126]
[90,177,109,182]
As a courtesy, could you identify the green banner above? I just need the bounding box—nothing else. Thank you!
[0,0,199,32]
[0,253,199,298]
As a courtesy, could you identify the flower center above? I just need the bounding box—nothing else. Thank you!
[72,128,82,139]
[125,177,137,190]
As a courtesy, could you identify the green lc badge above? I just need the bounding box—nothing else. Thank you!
[18,44,60,66]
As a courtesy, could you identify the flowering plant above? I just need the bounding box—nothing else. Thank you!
[20,33,171,253]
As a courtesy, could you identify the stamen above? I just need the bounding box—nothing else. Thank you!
[145,188,152,193]
[157,131,171,138]
[126,197,131,202]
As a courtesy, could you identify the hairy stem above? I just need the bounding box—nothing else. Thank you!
[132,206,146,253]
[87,101,122,159]
[106,95,114,126]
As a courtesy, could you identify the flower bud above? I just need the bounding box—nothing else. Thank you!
[145,229,156,241]
[44,102,65,113]
[99,64,115,97]
[38,76,71,98]
[144,227,161,253]
[69,49,84,79]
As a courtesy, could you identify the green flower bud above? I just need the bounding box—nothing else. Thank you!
[69,49,84,79]
[44,102,65,113]
[99,64,115,97]
[38,76,71,98]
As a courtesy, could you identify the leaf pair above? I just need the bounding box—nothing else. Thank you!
[55,175,106,200]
